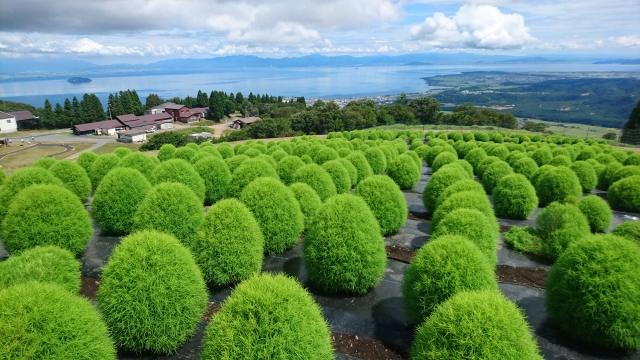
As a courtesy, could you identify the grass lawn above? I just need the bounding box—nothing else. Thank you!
[0,145,66,175]
[92,142,142,155]
[54,143,93,160]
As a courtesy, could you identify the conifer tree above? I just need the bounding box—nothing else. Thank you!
[41,99,55,129]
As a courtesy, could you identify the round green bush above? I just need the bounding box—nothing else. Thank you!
[270,149,288,163]
[607,175,640,212]
[425,145,446,166]
[364,147,387,174]
[189,151,214,165]
[387,154,420,189]
[431,191,497,232]
[481,160,513,194]
[151,158,205,202]
[546,235,640,350]
[435,179,485,211]
[132,182,204,247]
[493,174,538,220]
[464,147,487,172]
[346,151,373,185]
[301,154,313,164]
[488,145,509,160]
[2,184,92,256]
[403,236,498,326]
[76,151,98,175]
[201,273,333,360]
[256,154,277,169]
[217,142,234,159]
[303,194,386,294]
[32,157,57,169]
[293,143,310,157]
[576,148,596,161]
[597,162,624,191]
[98,230,207,354]
[411,290,542,359]
[337,157,358,188]
[406,150,422,170]
[531,147,553,166]
[194,156,231,205]
[354,175,407,236]
[240,177,304,254]
[89,153,121,188]
[623,154,640,166]
[0,282,116,359]
[611,221,640,245]
[277,156,305,186]
[570,161,597,192]
[290,182,322,229]
[119,152,157,180]
[431,209,499,264]
[92,168,151,235]
[506,151,525,167]
[537,166,583,206]
[595,153,617,165]
[577,195,612,232]
[227,158,279,198]
[157,144,176,162]
[192,199,263,286]
[476,156,500,180]
[611,165,640,184]
[431,151,458,173]
[293,164,337,202]
[113,147,132,158]
[174,146,198,162]
[512,157,539,180]
[536,201,591,261]
[322,160,351,194]
[0,167,63,223]
[225,154,249,173]
[0,245,80,293]
[48,159,91,201]
[313,147,339,165]
[550,155,572,167]
[423,166,468,213]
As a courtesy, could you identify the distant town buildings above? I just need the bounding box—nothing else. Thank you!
[73,112,173,135]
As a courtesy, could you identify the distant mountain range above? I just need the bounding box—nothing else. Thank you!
[0,53,638,79]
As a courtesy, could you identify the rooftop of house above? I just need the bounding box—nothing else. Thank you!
[149,102,179,110]
[8,110,35,122]
[119,129,148,136]
[235,116,261,124]
[0,111,15,120]
[74,119,124,132]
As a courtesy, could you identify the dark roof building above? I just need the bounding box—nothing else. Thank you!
[8,110,35,122]
[115,114,138,122]
[233,117,261,129]
[73,120,126,135]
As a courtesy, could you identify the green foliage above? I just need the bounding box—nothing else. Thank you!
[192,199,263,286]
[364,147,387,174]
[530,164,554,188]
[32,157,57,169]
[225,154,249,173]
[431,191,497,233]
[290,182,322,230]
[476,156,500,180]
[577,195,612,232]
[0,282,116,359]
[157,144,176,162]
[0,167,63,223]
[132,182,204,247]
[76,151,98,175]
[387,154,420,189]
[504,226,543,255]
[431,151,457,173]
[303,194,386,294]
[346,151,373,185]
[0,246,80,293]
[611,165,640,184]
[403,236,498,326]
[313,147,339,165]
[119,152,157,181]
[322,160,351,194]
[549,155,572,167]
[464,147,487,172]
[612,221,640,246]
[337,157,358,188]
[151,158,206,202]
[354,175,407,236]
[174,146,197,162]
[546,235,640,350]
[189,151,214,165]
[512,157,539,180]
[432,209,499,264]
[536,202,591,261]
[277,156,305,186]
[0,168,3,186]
[537,166,583,206]
[98,230,207,354]
[607,175,640,212]
[193,157,231,205]
[48,159,91,201]
[240,177,304,254]
[201,273,333,360]
[2,184,92,256]
[531,147,553,166]
[411,290,542,359]
[570,161,597,192]
[217,142,234,159]
[293,163,337,202]
[481,160,513,194]
[140,131,188,151]
[89,153,121,188]
[623,154,640,166]
[434,179,485,211]
[423,166,468,213]
[488,145,509,160]
[227,158,279,198]
[493,174,538,220]
[597,162,623,190]
[113,147,132,158]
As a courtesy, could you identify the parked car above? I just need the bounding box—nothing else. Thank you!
[146,128,155,133]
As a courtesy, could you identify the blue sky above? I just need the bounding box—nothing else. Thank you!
[0,0,638,63]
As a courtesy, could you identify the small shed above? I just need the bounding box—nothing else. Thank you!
[117,129,147,143]
[233,117,261,129]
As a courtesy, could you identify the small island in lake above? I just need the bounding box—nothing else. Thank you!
[67,77,92,84]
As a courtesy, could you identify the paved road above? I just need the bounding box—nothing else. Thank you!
[0,143,75,160]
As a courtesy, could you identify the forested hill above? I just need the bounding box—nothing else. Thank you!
[428,74,640,128]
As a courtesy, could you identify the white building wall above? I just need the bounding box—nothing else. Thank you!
[0,116,18,134]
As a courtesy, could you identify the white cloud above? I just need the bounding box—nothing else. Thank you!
[617,35,640,47]
[410,5,537,49]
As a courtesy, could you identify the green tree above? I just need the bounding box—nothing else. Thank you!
[41,99,55,129]
[395,93,410,106]
[621,100,640,144]
[409,97,441,125]
[196,90,209,108]
[235,92,244,103]
[63,98,75,127]
[130,90,145,115]
[145,94,164,109]
[209,91,226,121]
[54,103,64,128]
[108,94,124,117]
[71,96,82,125]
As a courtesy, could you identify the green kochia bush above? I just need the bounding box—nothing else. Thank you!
[2,185,92,256]
[570,161,597,192]
[536,202,591,261]
[157,144,177,162]
[293,164,337,201]
[113,147,132,158]
[193,157,231,205]
[346,151,373,185]
[32,157,57,169]
[402,236,498,326]
[0,282,116,359]
[476,156,500,180]
[76,151,98,175]
[387,154,420,189]
[354,175,407,236]
[0,245,80,293]
[337,157,358,188]
[577,195,612,232]
[133,182,204,247]
[227,158,279,198]
[0,167,63,223]
[493,174,538,220]
[90,153,122,188]
[431,209,499,264]
[481,160,513,194]
[98,230,207,354]
[546,235,640,350]
[290,182,322,229]
[434,179,485,211]
[151,158,206,203]
[192,199,263,286]
[173,146,197,162]
[611,165,640,184]
[504,226,543,255]
[364,147,387,174]
[322,160,351,194]
[431,152,457,173]
[49,159,92,201]
[607,175,640,212]
[537,166,583,206]
[201,273,333,360]
[531,147,553,166]
[464,147,487,172]
[422,166,468,213]
[512,157,538,180]
[277,155,306,185]
[597,162,624,190]
[225,154,249,173]
[549,155,572,167]
[304,194,386,294]
[119,152,157,181]
[612,221,640,246]
[216,142,234,159]
[411,290,543,359]
[241,177,304,254]
[431,191,497,233]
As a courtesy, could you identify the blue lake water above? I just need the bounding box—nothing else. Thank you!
[1,63,639,108]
